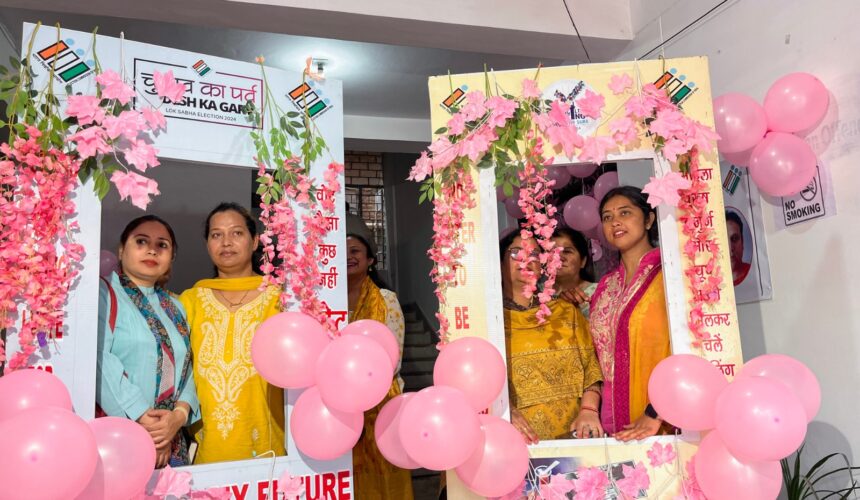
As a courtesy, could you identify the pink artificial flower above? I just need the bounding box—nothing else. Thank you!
[578,135,616,165]
[688,121,721,151]
[608,73,634,95]
[460,126,496,162]
[25,125,41,138]
[141,107,167,132]
[460,90,487,121]
[548,100,570,125]
[66,127,111,159]
[616,462,651,498]
[575,89,605,119]
[521,78,541,99]
[110,170,160,209]
[408,151,432,181]
[642,171,692,208]
[609,117,638,147]
[123,139,161,171]
[428,136,459,170]
[95,70,135,105]
[647,441,678,468]
[625,95,654,120]
[661,137,689,163]
[572,466,609,500]
[485,96,517,128]
[447,112,467,135]
[153,70,187,103]
[649,108,687,139]
[642,83,674,111]
[102,110,144,140]
[540,473,575,496]
[189,487,232,500]
[278,471,304,499]
[65,95,105,125]
[150,465,192,498]
[544,123,582,158]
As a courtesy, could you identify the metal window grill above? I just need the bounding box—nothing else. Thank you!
[345,185,388,270]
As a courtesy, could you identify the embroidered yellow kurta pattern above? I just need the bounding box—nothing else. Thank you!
[180,276,286,464]
[505,299,603,440]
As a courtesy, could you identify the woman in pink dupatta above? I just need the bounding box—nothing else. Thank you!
[589,186,672,441]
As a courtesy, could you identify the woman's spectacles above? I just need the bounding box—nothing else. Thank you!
[507,247,539,261]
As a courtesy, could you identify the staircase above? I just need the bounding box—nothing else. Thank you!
[399,304,443,500]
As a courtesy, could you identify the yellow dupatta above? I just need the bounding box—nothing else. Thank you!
[504,299,603,440]
[350,277,413,500]
[179,275,286,464]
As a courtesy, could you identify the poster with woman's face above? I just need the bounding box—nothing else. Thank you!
[720,162,773,303]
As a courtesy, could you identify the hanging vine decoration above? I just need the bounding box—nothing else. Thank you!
[244,58,344,332]
[410,68,722,345]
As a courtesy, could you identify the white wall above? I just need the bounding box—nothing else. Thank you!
[100,161,253,293]
[621,0,860,469]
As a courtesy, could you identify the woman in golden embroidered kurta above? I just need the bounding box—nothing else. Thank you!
[345,218,413,499]
[500,231,603,443]
[589,187,672,442]
[180,203,285,463]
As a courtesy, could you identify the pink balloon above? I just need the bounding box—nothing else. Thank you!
[0,407,99,500]
[0,368,73,420]
[316,334,394,413]
[433,337,506,411]
[648,354,728,431]
[399,386,483,471]
[566,163,598,178]
[374,393,421,469]
[99,250,119,278]
[251,311,330,389]
[749,132,817,197]
[738,354,821,422]
[715,376,807,462]
[764,72,829,133]
[343,319,400,371]
[76,417,156,500]
[290,386,363,461]
[545,166,571,190]
[563,195,599,232]
[592,171,619,203]
[504,193,524,219]
[455,415,529,497]
[720,147,753,167]
[712,93,768,154]
[695,432,782,500]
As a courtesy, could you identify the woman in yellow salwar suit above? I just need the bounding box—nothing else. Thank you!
[180,203,286,463]
[590,186,672,442]
[345,216,413,499]
[500,230,603,443]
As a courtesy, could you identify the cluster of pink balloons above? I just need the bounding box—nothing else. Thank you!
[250,312,397,460]
[561,171,617,231]
[0,369,156,500]
[713,72,829,197]
[649,353,820,500]
[374,337,529,498]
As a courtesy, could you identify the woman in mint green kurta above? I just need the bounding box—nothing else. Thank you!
[96,215,199,468]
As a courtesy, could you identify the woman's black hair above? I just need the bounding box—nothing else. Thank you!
[598,185,659,247]
[552,227,593,282]
[120,215,178,258]
[204,202,262,275]
[725,210,743,230]
[204,202,258,239]
[499,228,520,260]
[346,233,389,290]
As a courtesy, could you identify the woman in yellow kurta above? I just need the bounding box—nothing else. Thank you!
[180,202,286,463]
[500,230,603,443]
[589,186,672,441]
[345,217,413,500]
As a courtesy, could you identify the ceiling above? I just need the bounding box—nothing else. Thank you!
[0,3,633,150]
